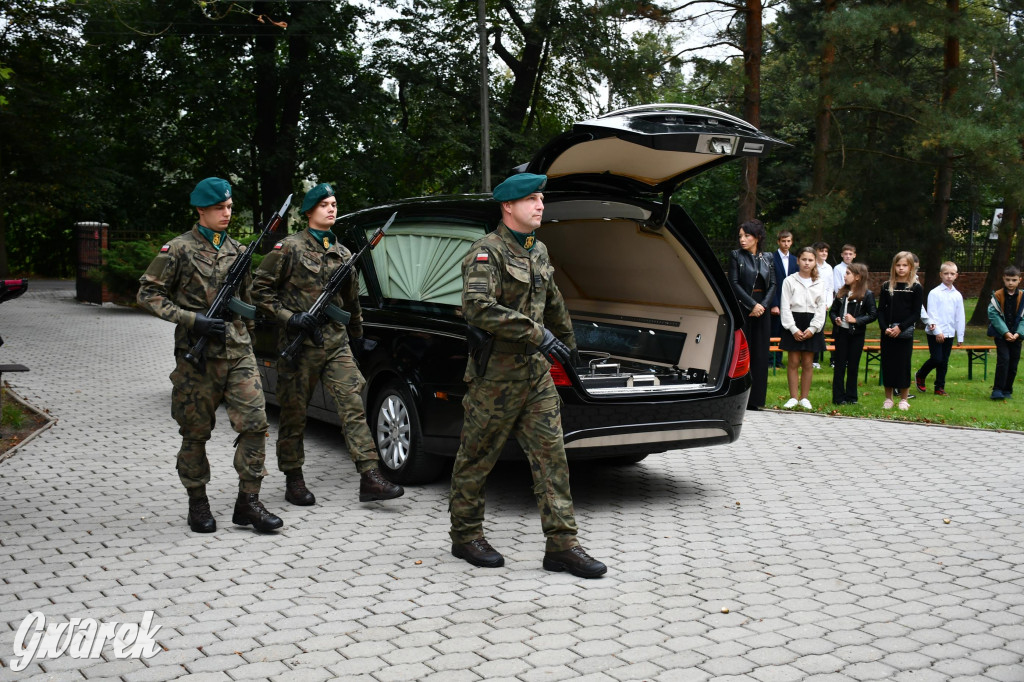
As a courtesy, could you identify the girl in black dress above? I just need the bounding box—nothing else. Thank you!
[877,251,924,410]
[728,219,776,410]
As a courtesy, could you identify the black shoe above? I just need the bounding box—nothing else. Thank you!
[543,545,607,578]
[359,468,404,502]
[915,373,927,392]
[285,472,315,506]
[187,496,216,533]
[451,538,504,568]
[232,493,283,532]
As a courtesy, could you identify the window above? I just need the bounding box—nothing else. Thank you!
[360,222,484,305]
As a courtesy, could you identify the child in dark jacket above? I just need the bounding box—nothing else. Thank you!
[829,263,877,405]
[877,251,924,411]
[988,265,1024,400]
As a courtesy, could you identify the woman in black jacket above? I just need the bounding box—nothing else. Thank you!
[728,219,776,410]
[829,262,877,405]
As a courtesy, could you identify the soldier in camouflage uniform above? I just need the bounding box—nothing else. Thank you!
[137,177,283,534]
[251,183,403,505]
[448,173,607,578]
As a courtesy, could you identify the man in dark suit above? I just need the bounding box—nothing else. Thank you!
[770,230,798,366]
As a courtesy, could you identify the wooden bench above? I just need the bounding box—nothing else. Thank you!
[767,337,996,384]
[768,337,833,375]
[862,341,997,384]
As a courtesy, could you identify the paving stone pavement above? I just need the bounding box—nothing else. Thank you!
[0,283,1023,682]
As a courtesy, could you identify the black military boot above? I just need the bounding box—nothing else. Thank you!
[284,471,315,506]
[187,496,216,533]
[451,538,504,568]
[543,545,607,578]
[232,492,283,532]
[358,468,404,502]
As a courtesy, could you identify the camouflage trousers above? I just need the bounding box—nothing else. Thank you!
[276,344,378,475]
[170,353,269,497]
[449,372,578,552]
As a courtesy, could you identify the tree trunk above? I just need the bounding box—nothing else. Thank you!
[492,0,555,174]
[809,0,836,241]
[737,0,762,224]
[252,1,308,245]
[970,204,1018,325]
[923,0,960,292]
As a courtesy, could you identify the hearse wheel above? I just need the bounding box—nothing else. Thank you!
[371,380,444,484]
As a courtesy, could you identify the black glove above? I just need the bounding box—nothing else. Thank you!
[538,328,571,366]
[350,336,378,358]
[192,313,226,341]
[288,312,324,347]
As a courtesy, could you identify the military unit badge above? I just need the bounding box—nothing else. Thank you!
[323,237,330,249]
[212,233,222,247]
[524,235,535,249]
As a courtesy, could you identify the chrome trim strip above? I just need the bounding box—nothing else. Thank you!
[583,383,708,396]
[564,427,728,449]
[363,322,466,341]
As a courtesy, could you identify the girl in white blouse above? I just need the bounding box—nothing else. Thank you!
[780,246,828,409]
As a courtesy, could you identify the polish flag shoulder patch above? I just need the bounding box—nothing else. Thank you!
[475,252,489,263]
[273,242,284,250]
[160,244,170,253]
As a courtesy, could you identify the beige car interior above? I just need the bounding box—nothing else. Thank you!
[362,211,726,394]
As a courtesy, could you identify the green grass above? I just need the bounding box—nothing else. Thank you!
[765,305,1024,431]
[1,399,25,430]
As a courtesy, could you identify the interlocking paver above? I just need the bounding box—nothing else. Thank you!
[1,284,1023,681]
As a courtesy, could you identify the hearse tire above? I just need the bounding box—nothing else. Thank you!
[370,380,444,485]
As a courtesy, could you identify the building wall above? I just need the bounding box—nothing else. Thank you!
[863,271,987,298]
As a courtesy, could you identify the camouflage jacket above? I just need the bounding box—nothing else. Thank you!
[251,229,363,350]
[137,225,255,359]
[462,223,575,381]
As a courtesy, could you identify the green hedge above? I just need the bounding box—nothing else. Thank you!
[90,231,268,303]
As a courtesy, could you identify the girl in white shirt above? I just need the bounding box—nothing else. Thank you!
[780,247,828,409]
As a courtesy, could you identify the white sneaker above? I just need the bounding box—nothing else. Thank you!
[798,398,813,410]
[783,398,798,409]
[812,362,821,369]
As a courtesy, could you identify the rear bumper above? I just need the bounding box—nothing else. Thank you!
[559,388,747,458]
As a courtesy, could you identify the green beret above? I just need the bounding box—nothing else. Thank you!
[492,173,547,202]
[190,177,232,207]
[301,183,336,213]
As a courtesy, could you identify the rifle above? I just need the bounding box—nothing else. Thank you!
[184,194,293,372]
[279,211,396,364]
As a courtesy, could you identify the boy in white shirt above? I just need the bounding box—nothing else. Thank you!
[915,261,965,396]
[833,244,855,292]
